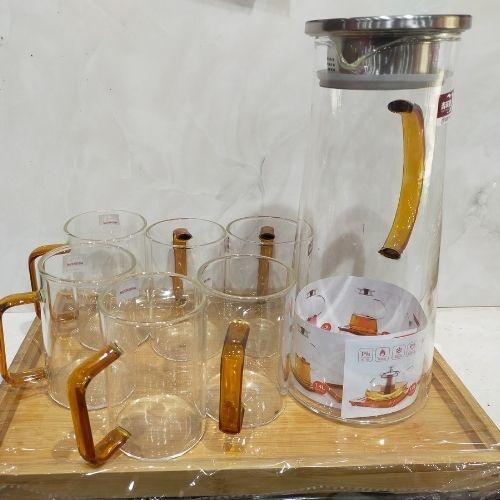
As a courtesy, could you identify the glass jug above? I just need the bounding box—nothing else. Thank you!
[0,243,136,408]
[198,255,296,434]
[28,209,147,318]
[292,15,471,424]
[68,272,206,464]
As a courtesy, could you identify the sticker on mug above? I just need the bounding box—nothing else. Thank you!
[99,213,120,226]
[63,253,87,273]
[117,277,139,301]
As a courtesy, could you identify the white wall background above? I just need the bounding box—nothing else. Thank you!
[0,0,498,306]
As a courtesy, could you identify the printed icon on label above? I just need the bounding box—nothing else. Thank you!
[321,322,332,331]
[406,341,417,356]
[375,347,390,362]
[392,345,405,359]
[358,348,373,362]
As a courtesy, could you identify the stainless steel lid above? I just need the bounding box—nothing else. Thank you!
[306,14,471,89]
[306,15,472,36]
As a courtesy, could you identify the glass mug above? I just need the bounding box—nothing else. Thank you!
[0,243,136,408]
[68,272,206,464]
[146,218,226,360]
[226,216,313,281]
[28,209,147,318]
[198,255,296,434]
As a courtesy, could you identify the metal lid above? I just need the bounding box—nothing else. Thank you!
[306,15,472,36]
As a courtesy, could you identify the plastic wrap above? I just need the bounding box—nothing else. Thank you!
[0,319,498,499]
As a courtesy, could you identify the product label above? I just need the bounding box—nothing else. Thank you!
[291,276,427,417]
[116,277,139,301]
[63,253,87,273]
[99,213,120,226]
[340,330,425,418]
[437,90,453,119]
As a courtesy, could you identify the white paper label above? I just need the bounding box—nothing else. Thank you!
[291,276,427,417]
[99,213,120,226]
[116,277,139,301]
[340,330,425,418]
[63,253,87,272]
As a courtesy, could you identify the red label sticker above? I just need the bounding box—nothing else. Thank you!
[437,91,453,118]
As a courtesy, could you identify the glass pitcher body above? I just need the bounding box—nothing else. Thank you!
[292,15,471,424]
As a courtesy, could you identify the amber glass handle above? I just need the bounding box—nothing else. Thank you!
[379,100,425,259]
[172,228,192,299]
[257,226,275,295]
[0,292,45,386]
[68,343,130,465]
[219,320,250,434]
[28,244,65,318]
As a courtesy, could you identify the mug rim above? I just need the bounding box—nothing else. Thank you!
[98,271,206,326]
[38,242,136,286]
[145,217,227,248]
[63,209,147,241]
[226,215,313,245]
[196,253,297,302]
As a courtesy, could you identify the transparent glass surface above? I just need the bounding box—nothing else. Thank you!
[38,243,136,408]
[197,255,296,429]
[146,218,226,277]
[292,34,463,424]
[227,216,313,273]
[98,272,206,460]
[63,209,147,270]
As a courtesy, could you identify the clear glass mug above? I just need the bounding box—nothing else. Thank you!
[146,218,226,360]
[197,255,296,434]
[68,272,206,464]
[226,216,313,282]
[0,243,136,409]
[28,209,147,318]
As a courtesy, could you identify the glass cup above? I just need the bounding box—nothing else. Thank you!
[197,255,296,434]
[146,218,226,360]
[0,243,136,409]
[28,209,147,318]
[67,272,206,464]
[226,216,313,277]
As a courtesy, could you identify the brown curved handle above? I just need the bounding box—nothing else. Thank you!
[257,226,275,295]
[172,228,192,300]
[379,100,425,259]
[67,343,131,465]
[219,320,250,434]
[0,292,45,386]
[28,244,65,318]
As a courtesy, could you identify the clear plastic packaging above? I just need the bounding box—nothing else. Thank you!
[1,14,499,500]
[0,323,498,498]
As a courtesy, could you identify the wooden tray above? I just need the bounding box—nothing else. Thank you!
[0,319,498,498]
